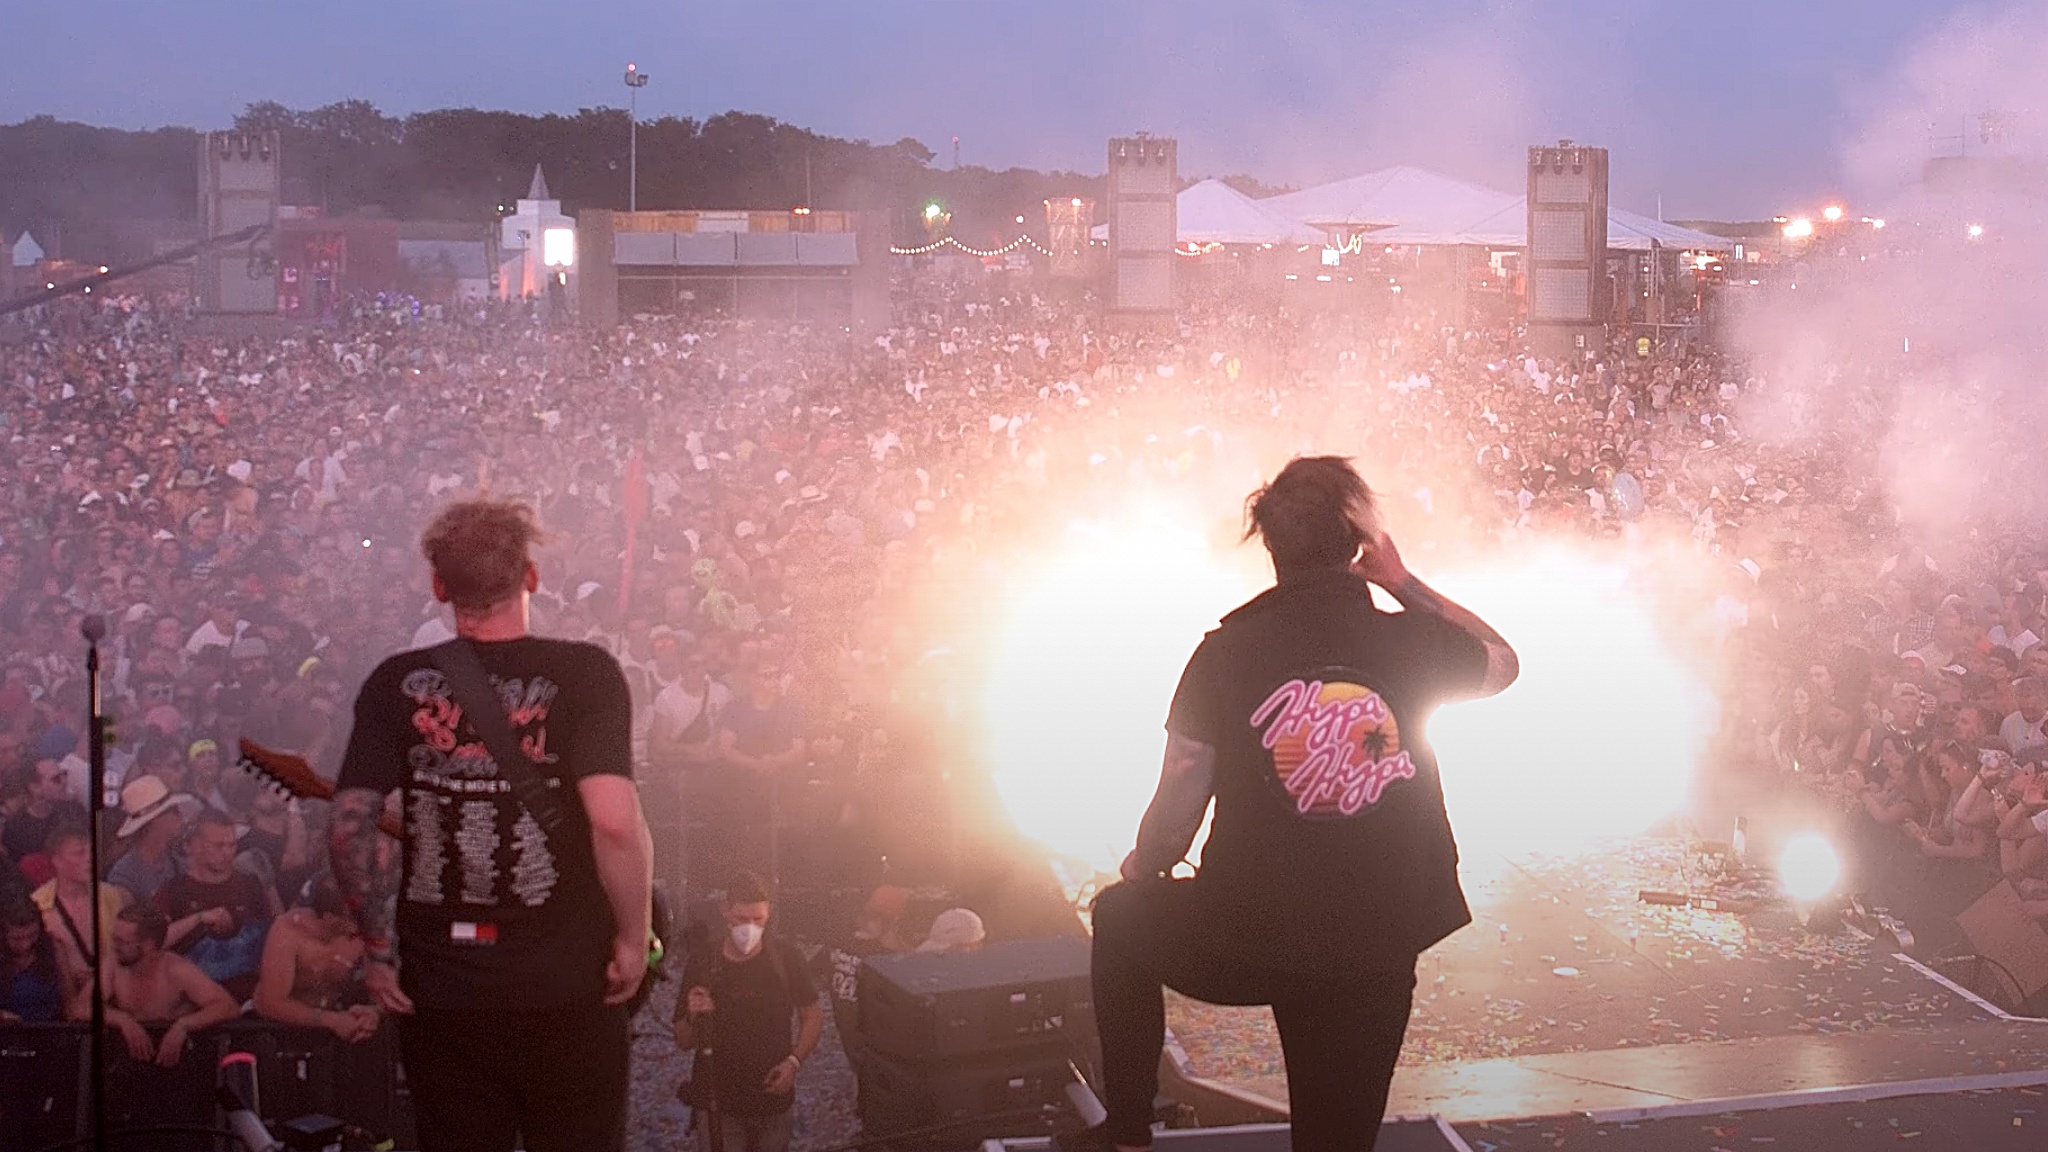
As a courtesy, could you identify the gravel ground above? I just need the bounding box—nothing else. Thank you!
[628,972,861,1152]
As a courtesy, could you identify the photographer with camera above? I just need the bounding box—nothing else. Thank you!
[672,872,823,1152]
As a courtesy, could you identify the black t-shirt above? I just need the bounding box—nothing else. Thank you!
[155,870,272,1001]
[827,935,890,1055]
[1168,568,1487,978]
[336,637,632,1011]
[3,801,85,864]
[680,939,819,1117]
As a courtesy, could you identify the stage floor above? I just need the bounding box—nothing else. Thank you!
[996,1085,2048,1151]
[1163,836,2048,1122]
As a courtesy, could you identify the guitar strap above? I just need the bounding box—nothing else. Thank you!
[53,892,94,965]
[427,639,577,840]
[423,640,661,978]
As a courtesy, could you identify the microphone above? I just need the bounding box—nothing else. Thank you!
[218,1052,282,1152]
[81,614,107,644]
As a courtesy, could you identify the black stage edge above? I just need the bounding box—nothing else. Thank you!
[992,1080,2048,1150]
[990,1116,1468,1151]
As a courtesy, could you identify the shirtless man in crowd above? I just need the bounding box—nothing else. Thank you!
[89,903,240,1067]
[252,877,380,1043]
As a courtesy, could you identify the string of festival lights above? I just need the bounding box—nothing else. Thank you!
[890,234,1056,258]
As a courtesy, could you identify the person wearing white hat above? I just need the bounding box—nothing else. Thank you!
[913,907,986,954]
[107,776,200,905]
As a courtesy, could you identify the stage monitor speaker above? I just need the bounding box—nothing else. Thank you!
[1526,140,1608,358]
[857,936,1093,1061]
[1106,135,1176,317]
[197,131,280,314]
[859,1043,1077,1150]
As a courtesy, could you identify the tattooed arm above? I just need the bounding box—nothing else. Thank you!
[1124,732,1217,881]
[1355,532,1520,699]
[330,788,400,945]
[330,787,411,1013]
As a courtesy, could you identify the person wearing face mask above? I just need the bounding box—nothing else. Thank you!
[672,872,823,1152]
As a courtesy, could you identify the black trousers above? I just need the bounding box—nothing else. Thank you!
[1091,880,1416,1152]
[399,1000,629,1152]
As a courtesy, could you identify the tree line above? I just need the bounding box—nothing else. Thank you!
[0,100,1124,257]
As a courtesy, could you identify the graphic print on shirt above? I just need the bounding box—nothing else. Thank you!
[398,667,563,909]
[1251,671,1416,819]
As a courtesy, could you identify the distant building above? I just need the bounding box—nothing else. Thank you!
[500,165,575,300]
[575,207,889,329]
[273,210,401,318]
[399,222,497,303]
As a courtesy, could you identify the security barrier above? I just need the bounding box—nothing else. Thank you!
[0,1019,410,1152]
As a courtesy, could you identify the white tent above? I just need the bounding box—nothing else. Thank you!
[11,231,44,267]
[1605,207,1733,252]
[1261,166,1523,233]
[1088,178,1324,246]
[1353,197,1732,252]
[1175,179,1325,245]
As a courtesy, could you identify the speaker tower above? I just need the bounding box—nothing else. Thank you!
[197,131,280,314]
[1106,135,1176,322]
[1526,140,1608,359]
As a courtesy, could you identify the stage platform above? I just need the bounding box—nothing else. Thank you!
[989,1083,2048,1151]
[1159,836,2048,1126]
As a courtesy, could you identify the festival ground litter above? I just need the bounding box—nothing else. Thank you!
[1167,838,1984,1080]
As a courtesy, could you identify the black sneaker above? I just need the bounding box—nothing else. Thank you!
[1052,1123,1151,1152]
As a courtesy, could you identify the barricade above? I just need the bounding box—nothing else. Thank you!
[0,1018,411,1152]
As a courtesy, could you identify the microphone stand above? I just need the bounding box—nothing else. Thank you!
[81,613,109,1152]
[692,1007,724,1152]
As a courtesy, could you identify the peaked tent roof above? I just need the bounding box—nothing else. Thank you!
[1260,166,1522,232]
[1086,179,1327,245]
[1173,179,1326,245]
[11,232,44,267]
[1605,207,1732,252]
[526,165,551,201]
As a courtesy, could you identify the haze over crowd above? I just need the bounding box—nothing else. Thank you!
[11,0,2037,218]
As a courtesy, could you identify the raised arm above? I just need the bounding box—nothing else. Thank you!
[1122,732,1217,882]
[1355,532,1520,699]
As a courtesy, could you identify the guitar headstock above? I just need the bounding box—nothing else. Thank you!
[237,739,336,805]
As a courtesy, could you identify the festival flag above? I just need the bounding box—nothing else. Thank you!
[618,445,647,615]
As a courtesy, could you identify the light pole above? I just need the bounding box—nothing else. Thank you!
[624,62,649,212]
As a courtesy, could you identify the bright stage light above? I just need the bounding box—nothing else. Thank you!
[1822,205,1844,222]
[982,513,1260,873]
[982,531,1714,874]
[1427,548,1715,858]
[1783,218,1815,240]
[1778,833,1842,904]
[542,227,576,268]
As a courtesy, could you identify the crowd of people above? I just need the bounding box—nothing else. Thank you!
[3,263,2046,1126]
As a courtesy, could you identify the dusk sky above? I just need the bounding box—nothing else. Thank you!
[7,0,2015,219]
